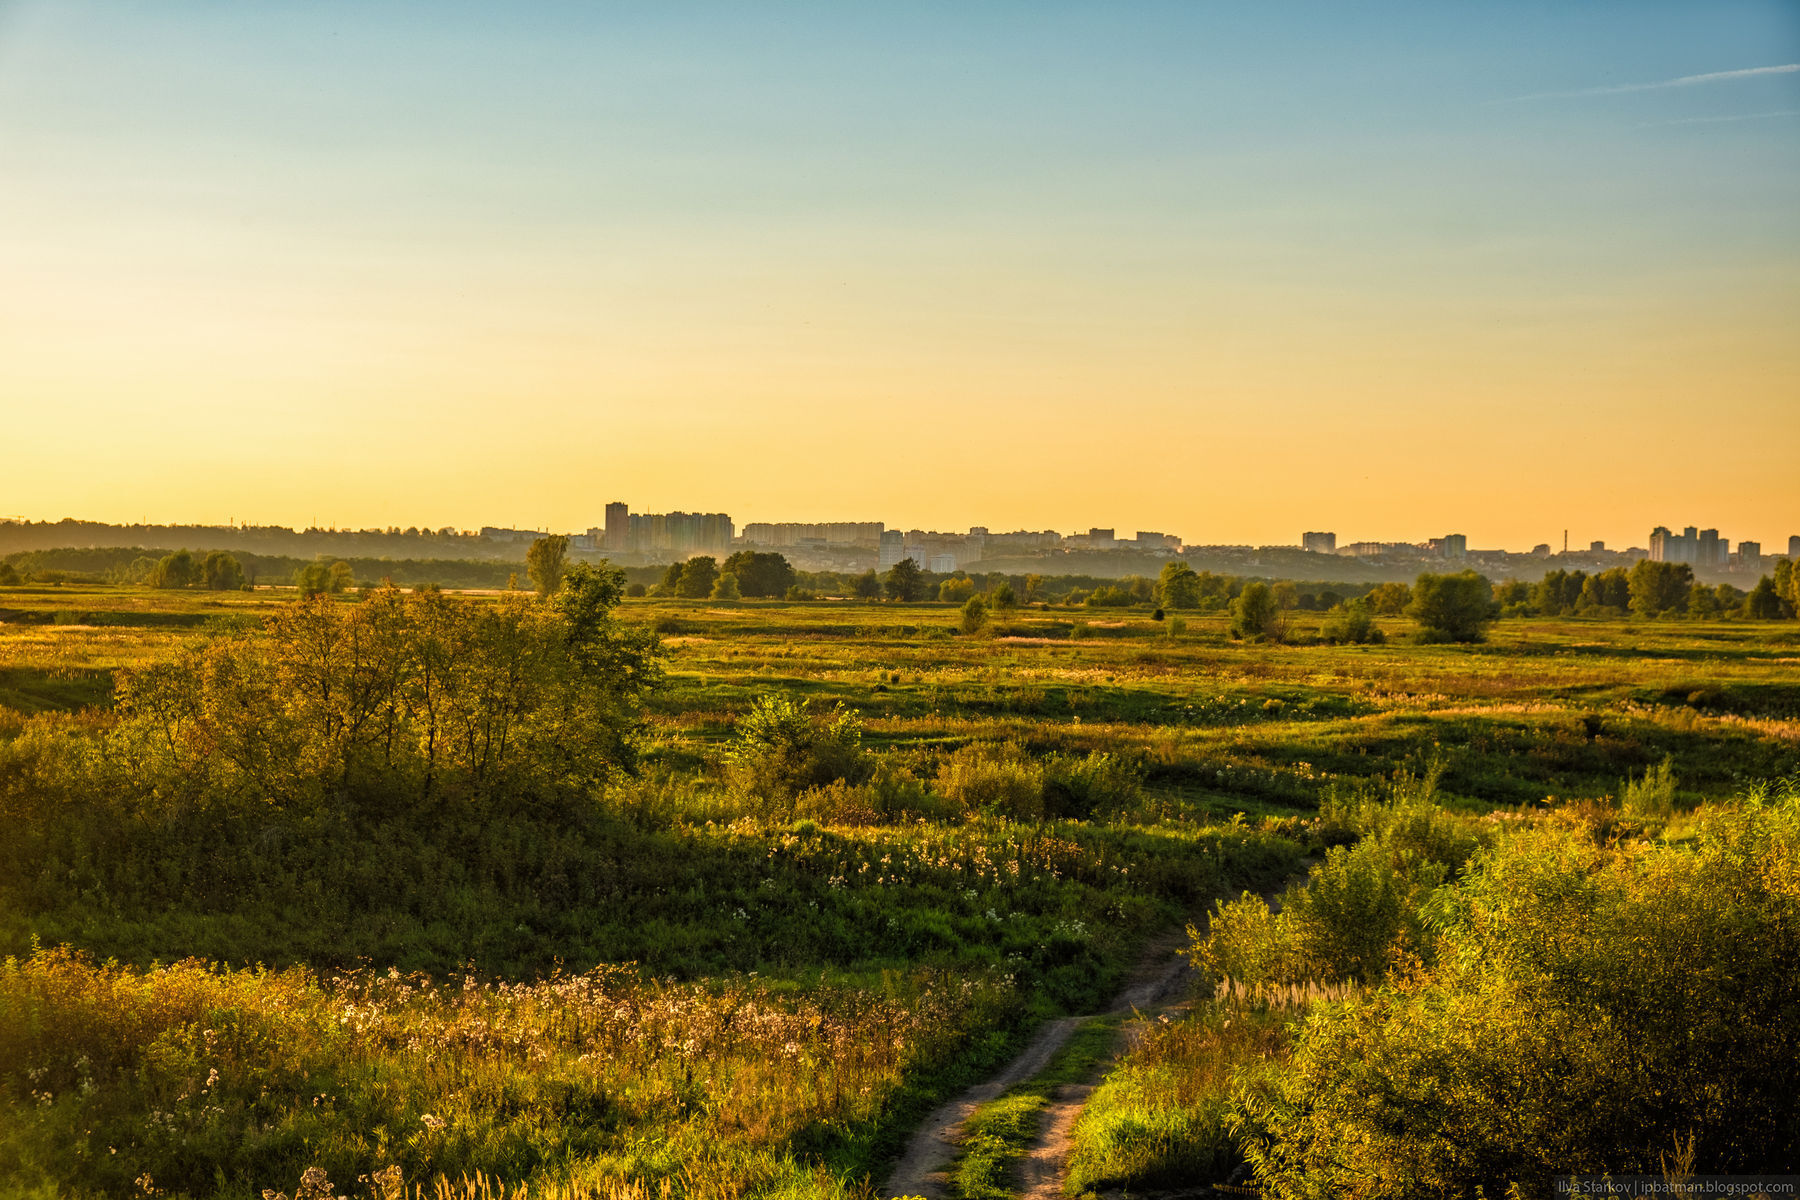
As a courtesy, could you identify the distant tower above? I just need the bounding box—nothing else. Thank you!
[604,501,629,551]
[1563,530,1568,555]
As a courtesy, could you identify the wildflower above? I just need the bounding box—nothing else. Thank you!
[421,1113,447,1131]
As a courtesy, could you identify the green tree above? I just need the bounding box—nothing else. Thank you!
[1232,581,1279,641]
[884,558,924,601]
[201,552,245,591]
[1368,582,1411,615]
[1321,597,1384,645]
[990,581,1017,612]
[1774,559,1798,614]
[1744,577,1785,620]
[677,556,718,599]
[721,551,796,598]
[1578,567,1631,613]
[1628,559,1693,618]
[938,577,975,603]
[1157,562,1201,610]
[526,535,569,597]
[1023,574,1045,603]
[0,561,19,586]
[960,594,990,634]
[1407,571,1495,643]
[150,549,200,589]
[657,562,684,596]
[711,571,741,600]
[853,569,882,600]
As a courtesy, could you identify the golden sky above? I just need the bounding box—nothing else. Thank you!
[2,3,1797,550]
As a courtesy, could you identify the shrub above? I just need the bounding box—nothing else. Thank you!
[934,743,1046,819]
[1319,599,1383,645]
[1406,571,1494,643]
[1237,787,1800,1195]
[724,695,873,804]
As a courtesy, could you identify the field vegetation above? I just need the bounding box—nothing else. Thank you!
[1,559,1797,1198]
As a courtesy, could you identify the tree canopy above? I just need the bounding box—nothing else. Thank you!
[1407,571,1496,643]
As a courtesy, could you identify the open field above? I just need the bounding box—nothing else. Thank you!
[2,580,1797,1198]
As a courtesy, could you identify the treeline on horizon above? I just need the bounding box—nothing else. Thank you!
[6,543,1799,628]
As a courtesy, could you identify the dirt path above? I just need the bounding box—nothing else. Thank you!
[880,929,1197,1199]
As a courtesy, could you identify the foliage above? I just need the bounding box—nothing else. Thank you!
[114,579,659,811]
[1231,582,1279,641]
[1406,570,1494,643]
[883,558,924,602]
[989,582,1016,612]
[1319,598,1383,645]
[676,556,718,599]
[1628,558,1694,618]
[294,559,354,597]
[720,551,796,599]
[1620,755,1676,820]
[710,571,741,600]
[939,577,975,603]
[524,535,568,598]
[1157,562,1201,610]
[1366,582,1411,615]
[0,562,17,586]
[150,550,200,589]
[1743,576,1785,619]
[959,594,989,634]
[200,551,244,591]
[723,695,873,802]
[1239,786,1800,1195]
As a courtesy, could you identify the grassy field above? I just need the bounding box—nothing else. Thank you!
[1,580,1796,1198]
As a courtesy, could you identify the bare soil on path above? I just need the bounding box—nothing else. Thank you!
[880,928,1199,1200]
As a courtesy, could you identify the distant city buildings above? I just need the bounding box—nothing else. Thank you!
[1302,531,1337,554]
[1790,535,1800,560]
[1649,525,1730,568]
[739,521,884,549]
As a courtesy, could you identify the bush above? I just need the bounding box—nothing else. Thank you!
[1319,599,1383,645]
[1238,786,1800,1195]
[1406,571,1494,643]
[934,742,1046,819]
[724,696,873,805]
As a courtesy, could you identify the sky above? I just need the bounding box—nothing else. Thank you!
[1,1,1796,551]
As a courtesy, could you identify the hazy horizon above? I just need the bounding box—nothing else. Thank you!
[3,2,1796,548]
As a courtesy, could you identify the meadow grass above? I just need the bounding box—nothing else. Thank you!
[1,583,1797,1197]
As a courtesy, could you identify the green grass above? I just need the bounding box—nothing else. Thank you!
[949,1016,1121,1200]
[2,583,1797,1198]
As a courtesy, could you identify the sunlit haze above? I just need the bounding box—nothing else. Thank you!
[2,1,1796,549]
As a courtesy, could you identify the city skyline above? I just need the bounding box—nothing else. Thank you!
[2,2,1796,546]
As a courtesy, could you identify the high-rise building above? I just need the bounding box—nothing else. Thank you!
[1590,541,1606,553]
[878,530,907,570]
[1440,534,1467,560]
[604,501,629,551]
[1790,535,1800,560]
[1737,542,1762,571]
[1302,531,1337,554]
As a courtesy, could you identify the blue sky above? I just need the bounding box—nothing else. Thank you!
[1,1,1795,545]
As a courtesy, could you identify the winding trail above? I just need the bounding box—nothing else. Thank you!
[881,929,1199,1200]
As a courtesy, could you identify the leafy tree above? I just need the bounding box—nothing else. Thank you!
[853,569,882,600]
[118,578,660,810]
[293,559,350,597]
[721,551,796,598]
[1628,559,1693,618]
[624,582,647,598]
[1368,582,1411,616]
[657,562,684,596]
[1533,569,1586,616]
[677,556,718,599]
[990,581,1017,612]
[1157,562,1201,610]
[711,571,741,600]
[1744,577,1785,620]
[0,561,18,586]
[1407,571,1495,643]
[1272,581,1299,611]
[938,577,975,603]
[1321,597,1384,645]
[526,535,569,597]
[960,594,989,634]
[1493,579,1531,614]
[201,552,245,591]
[1023,574,1045,603]
[1232,581,1279,641]
[1085,586,1133,608]
[1688,584,1721,619]
[1578,567,1631,613]
[884,558,923,601]
[150,549,200,589]
[1774,559,1798,615]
